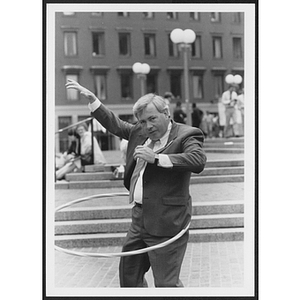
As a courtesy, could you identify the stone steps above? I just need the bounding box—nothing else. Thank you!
[65,166,244,182]
[55,214,244,235]
[203,137,244,144]
[56,174,244,189]
[56,159,245,189]
[54,200,244,247]
[54,228,244,248]
[205,142,244,148]
[55,200,244,221]
[203,148,244,154]
[84,159,244,173]
[202,138,244,153]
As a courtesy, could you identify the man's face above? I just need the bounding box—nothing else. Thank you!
[137,102,170,141]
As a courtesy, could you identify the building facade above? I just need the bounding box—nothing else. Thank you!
[55,11,244,152]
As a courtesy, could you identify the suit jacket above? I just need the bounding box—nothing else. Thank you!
[92,104,207,236]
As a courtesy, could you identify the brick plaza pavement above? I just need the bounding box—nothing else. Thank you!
[55,241,244,288]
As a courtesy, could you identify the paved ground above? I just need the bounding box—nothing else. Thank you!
[54,150,245,289]
[55,241,244,288]
[54,180,244,289]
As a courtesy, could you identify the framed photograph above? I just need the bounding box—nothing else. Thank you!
[44,1,258,299]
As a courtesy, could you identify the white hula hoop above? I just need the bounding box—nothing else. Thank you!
[55,192,190,258]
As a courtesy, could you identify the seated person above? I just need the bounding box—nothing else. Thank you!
[56,123,106,180]
[55,128,80,170]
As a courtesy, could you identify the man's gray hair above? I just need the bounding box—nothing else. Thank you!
[133,93,169,119]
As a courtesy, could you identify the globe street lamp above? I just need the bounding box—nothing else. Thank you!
[225,74,243,86]
[132,62,151,97]
[170,28,196,126]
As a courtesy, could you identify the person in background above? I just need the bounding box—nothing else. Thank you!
[113,137,128,179]
[163,92,174,117]
[217,94,226,138]
[65,79,206,288]
[191,102,203,128]
[233,98,243,137]
[221,85,238,138]
[55,128,80,170]
[56,123,106,180]
[200,111,214,138]
[173,101,186,124]
[77,123,106,166]
[236,88,244,136]
[212,114,220,138]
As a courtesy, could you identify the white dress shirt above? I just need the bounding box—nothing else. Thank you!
[133,122,173,204]
[221,90,238,106]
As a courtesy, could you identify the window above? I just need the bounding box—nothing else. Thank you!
[94,74,107,100]
[190,12,200,21]
[170,72,181,98]
[214,74,224,98]
[78,115,90,124]
[211,12,221,22]
[167,12,178,19]
[168,34,180,57]
[212,37,222,59]
[191,35,202,58]
[119,33,131,56]
[120,73,133,100]
[65,74,79,101]
[233,12,241,23]
[92,32,105,56]
[192,75,204,99]
[143,12,154,19]
[233,37,243,59]
[118,12,129,17]
[144,34,156,56]
[146,73,158,94]
[64,31,77,56]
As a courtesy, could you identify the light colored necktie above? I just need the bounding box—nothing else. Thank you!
[129,140,157,204]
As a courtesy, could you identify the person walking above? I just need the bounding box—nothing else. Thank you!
[66,79,207,288]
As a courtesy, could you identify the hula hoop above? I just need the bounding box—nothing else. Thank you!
[55,192,190,258]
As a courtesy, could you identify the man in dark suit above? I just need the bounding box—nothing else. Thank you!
[66,79,207,288]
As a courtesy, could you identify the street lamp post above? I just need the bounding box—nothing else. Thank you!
[170,28,196,126]
[132,62,151,97]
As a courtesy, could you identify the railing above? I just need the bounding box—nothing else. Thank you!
[55,117,93,135]
[55,117,95,175]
